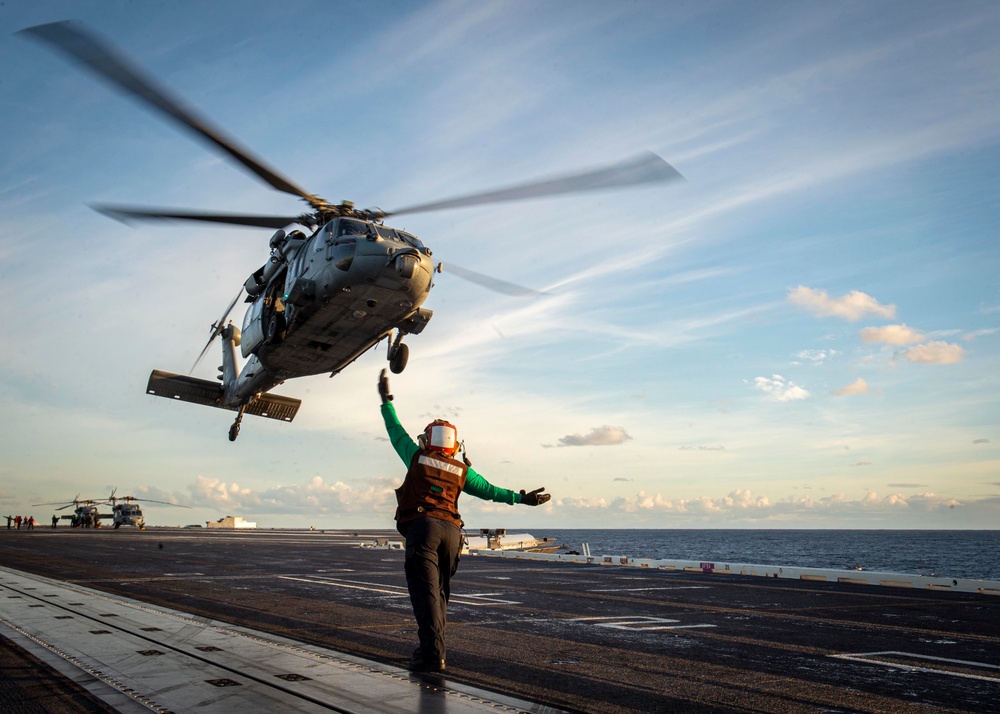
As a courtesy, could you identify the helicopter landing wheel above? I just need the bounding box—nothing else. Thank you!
[229,405,246,442]
[267,312,286,343]
[390,342,409,374]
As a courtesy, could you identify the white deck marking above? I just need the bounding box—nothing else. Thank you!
[278,576,520,605]
[567,615,716,631]
[830,651,1000,683]
[587,586,709,592]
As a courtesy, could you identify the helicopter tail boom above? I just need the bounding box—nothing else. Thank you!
[146,370,300,422]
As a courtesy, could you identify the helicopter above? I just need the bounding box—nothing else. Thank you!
[32,495,107,528]
[33,491,188,529]
[104,490,189,529]
[20,21,684,441]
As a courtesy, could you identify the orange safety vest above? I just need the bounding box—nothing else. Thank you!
[395,450,468,529]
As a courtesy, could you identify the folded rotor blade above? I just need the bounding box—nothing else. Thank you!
[93,204,304,229]
[383,152,683,217]
[19,21,327,210]
[191,288,243,374]
[441,262,548,297]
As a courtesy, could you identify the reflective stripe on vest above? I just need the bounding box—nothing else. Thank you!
[418,454,465,476]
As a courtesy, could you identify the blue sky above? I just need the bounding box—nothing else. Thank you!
[1,1,997,530]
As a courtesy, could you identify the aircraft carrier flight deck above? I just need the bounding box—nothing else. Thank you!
[1,528,998,713]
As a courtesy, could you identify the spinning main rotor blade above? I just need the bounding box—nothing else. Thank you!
[383,152,683,218]
[112,496,190,507]
[142,498,190,507]
[440,263,548,297]
[19,21,328,211]
[94,204,305,229]
[191,288,243,374]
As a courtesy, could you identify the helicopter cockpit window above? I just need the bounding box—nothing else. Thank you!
[328,220,361,271]
[397,230,425,251]
[337,219,367,239]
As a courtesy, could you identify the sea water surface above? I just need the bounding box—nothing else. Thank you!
[539,530,1000,581]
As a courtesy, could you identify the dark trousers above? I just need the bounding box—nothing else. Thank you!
[402,516,461,662]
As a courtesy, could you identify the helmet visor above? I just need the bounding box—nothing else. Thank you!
[427,423,457,452]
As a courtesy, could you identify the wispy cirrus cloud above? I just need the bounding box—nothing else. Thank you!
[964,327,998,341]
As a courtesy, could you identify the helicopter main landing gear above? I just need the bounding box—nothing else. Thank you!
[229,405,246,442]
[387,330,409,374]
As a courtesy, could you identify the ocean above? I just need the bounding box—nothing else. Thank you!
[538,529,1000,581]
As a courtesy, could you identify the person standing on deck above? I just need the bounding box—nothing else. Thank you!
[377,370,550,673]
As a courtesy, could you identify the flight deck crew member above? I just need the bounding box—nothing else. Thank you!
[378,370,550,673]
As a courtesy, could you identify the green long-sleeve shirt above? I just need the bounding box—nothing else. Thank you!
[381,402,522,505]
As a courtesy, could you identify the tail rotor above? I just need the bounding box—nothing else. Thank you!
[191,288,243,373]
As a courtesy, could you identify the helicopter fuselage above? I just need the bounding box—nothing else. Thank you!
[112,502,144,529]
[221,216,435,405]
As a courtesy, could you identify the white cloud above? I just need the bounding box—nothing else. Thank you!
[788,286,896,321]
[964,327,998,341]
[553,489,965,520]
[900,341,965,365]
[793,349,839,365]
[753,374,810,402]
[556,426,633,447]
[184,475,397,515]
[860,324,925,345]
[831,377,871,397]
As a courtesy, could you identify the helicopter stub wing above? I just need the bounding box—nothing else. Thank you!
[146,370,300,422]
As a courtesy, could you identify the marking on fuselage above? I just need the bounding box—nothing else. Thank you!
[277,576,520,606]
[830,651,1000,683]
[567,615,716,631]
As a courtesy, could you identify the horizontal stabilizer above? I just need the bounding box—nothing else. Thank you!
[146,370,301,422]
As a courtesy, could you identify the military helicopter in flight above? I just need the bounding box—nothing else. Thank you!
[20,21,683,441]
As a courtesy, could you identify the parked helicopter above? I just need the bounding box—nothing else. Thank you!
[32,492,188,529]
[105,491,189,529]
[32,496,106,528]
[20,21,684,441]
